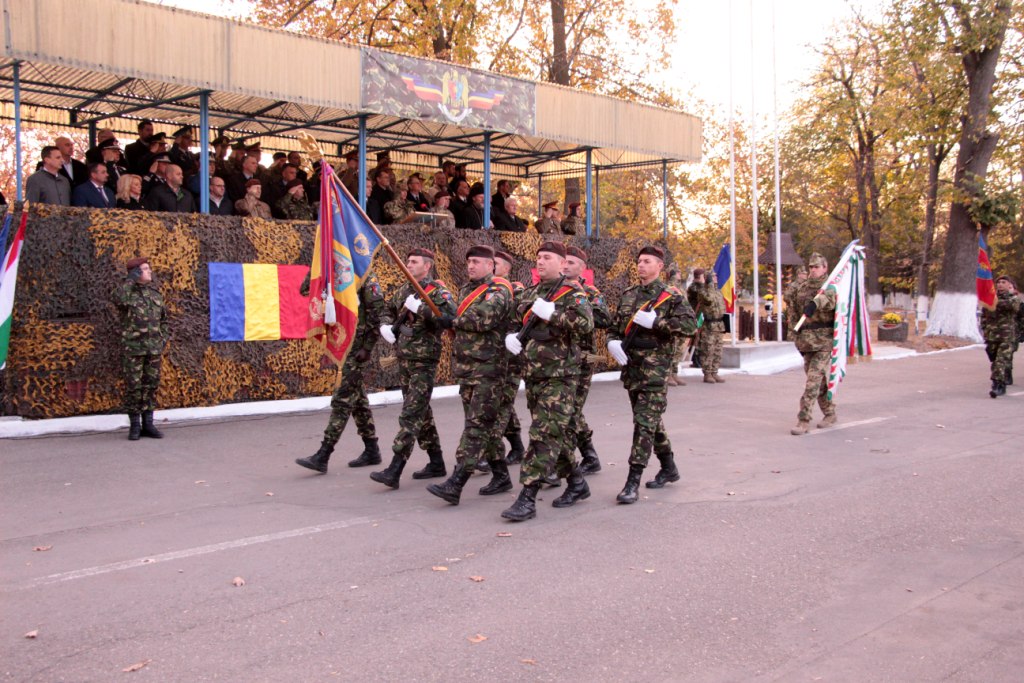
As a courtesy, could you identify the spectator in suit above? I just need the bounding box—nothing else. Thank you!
[72,162,117,208]
[492,179,511,213]
[447,163,469,194]
[366,167,394,225]
[55,136,89,189]
[406,173,431,212]
[168,126,199,179]
[143,164,197,213]
[265,164,299,218]
[425,170,447,203]
[287,151,309,183]
[226,156,261,203]
[208,176,234,216]
[494,196,527,232]
[26,145,72,205]
[115,174,145,210]
[450,179,472,228]
[85,128,119,164]
[124,119,154,174]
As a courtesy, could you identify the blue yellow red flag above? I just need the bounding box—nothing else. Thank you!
[976,232,997,312]
[713,242,736,313]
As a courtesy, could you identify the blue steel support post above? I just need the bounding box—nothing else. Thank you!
[662,160,668,240]
[358,115,368,210]
[595,167,601,238]
[199,92,210,214]
[14,62,23,201]
[585,148,593,237]
[483,132,492,229]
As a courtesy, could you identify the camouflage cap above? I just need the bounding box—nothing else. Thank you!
[126,256,148,271]
[808,253,827,268]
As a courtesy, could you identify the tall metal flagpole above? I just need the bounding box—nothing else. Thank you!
[749,0,760,345]
[728,0,738,345]
[772,0,783,341]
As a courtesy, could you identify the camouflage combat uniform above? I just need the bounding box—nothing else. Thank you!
[564,278,612,471]
[791,276,837,425]
[384,198,415,225]
[687,280,727,381]
[982,290,1020,387]
[276,194,316,221]
[113,278,167,413]
[487,279,526,463]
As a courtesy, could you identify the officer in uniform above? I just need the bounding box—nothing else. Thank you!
[983,274,1021,398]
[112,257,167,441]
[425,245,515,505]
[607,246,696,503]
[295,273,386,473]
[370,248,457,488]
[535,202,561,235]
[789,253,837,435]
[687,268,727,384]
[501,241,595,521]
[563,246,612,474]
[492,250,527,464]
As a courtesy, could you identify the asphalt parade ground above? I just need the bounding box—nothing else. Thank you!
[2,346,1022,682]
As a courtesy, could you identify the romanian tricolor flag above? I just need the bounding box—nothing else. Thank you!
[713,242,736,313]
[208,263,310,341]
[977,232,997,311]
[307,164,383,366]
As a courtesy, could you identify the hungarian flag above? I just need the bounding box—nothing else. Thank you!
[976,232,997,311]
[0,211,27,370]
[823,241,872,401]
[713,242,736,313]
[307,164,382,366]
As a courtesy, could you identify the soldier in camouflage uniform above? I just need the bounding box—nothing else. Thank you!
[790,253,837,435]
[501,241,595,521]
[666,266,687,386]
[607,246,697,503]
[425,245,515,505]
[687,268,727,384]
[113,257,167,441]
[384,181,416,225]
[982,275,1020,398]
[370,249,457,488]
[783,266,808,336]
[563,246,612,475]
[535,202,561,235]
[275,179,316,221]
[295,273,386,473]
[492,250,527,465]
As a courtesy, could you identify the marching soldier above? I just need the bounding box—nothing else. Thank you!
[370,249,457,488]
[113,257,167,441]
[501,241,594,521]
[492,250,527,465]
[983,274,1020,398]
[563,246,612,475]
[687,268,727,384]
[424,245,515,505]
[295,273,386,473]
[789,253,837,434]
[606,246,696,503]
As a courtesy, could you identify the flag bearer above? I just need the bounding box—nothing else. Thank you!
[789,253,837,435]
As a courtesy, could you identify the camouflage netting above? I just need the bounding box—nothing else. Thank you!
[1,206,669,419]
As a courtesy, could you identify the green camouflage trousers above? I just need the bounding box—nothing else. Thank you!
[322,357,376,448]
[454,380,505,471]
[484,367,522,462]
[392,359,442,462]
[568,369,594,452]
[520,376,579,485]
[123,352,162,413]
[986,341,1015,383]
[627,385,673,468]
[798,349,834,422]
[698,329,723,377]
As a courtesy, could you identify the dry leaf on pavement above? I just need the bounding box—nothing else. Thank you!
[467,634,487,644]
[24,630,38,639]
[33,546,52,552]
[469,576,485,582]
[496,532,513,537]
[521,659,536,665]
[122,659,152,672]
[431,566,448,572]
[232,576,246,587]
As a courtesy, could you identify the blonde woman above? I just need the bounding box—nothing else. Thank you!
[115,174,144,210]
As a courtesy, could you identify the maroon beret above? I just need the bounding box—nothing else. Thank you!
[538,241,567,258]
[126,256,148,271]
[996,274,1017,289]
[638,245,665,261]
[245,178,263,189]
[344,150,359,161]
[285,178,304,190]
[494,249,514,265]
[466,244,495,260]
[692,267,705,278]
[408,247,435,260]
[568,202,580,211]
[566,245,587,262]
[433,188,450,201]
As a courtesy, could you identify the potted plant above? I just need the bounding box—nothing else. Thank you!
[877,312,909,342]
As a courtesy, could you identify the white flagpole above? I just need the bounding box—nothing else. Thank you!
[728,0,738,345]
[749,0,760,345]
[772,0,783,342]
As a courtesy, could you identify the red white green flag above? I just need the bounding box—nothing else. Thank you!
[825,241,872,401]
[0,210,28,370]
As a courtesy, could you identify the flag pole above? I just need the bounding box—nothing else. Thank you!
[793,240,860,331]
[728,0,738,346]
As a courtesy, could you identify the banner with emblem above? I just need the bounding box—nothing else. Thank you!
[307,164,383,367]
[361,48,536,136]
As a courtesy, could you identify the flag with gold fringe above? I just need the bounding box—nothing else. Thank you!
[825,241,872,401]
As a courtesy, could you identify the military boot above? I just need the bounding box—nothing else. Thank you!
[475,460,492,474]
[479,459,513,495]
[703,375,716,384]
[505,432,525,465]
[369,454,407,489]
[714,374,726,383]
[140,411,164,439]
[128,413,142,441]
[1007,369,1013,386]
[578,437,601,475]
[790,421,811,436]
[412,447,447,479]
[817,413,837,428]
[552,469,591,508]
[501,483,540,521]
[540,473,562,488]
[645,452,680,489]
[616,464,645,504]
[426,466,472,505]
[990,381,1006,398]
[295,443,333,473]
[348,437,382,467]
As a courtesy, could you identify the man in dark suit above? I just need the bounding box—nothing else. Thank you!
[168,126,199,179]
[55,136,89,189]
[226,155,261,203]
[72,163,117,208]
[208,176,234,216]
[124,119,154,174]
[144,164,197,213]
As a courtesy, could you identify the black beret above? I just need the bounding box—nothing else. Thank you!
[466,244,495,260]
[469,182,485,198]
[538,241,567,258]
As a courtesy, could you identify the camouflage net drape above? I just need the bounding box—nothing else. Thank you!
[1,206,669,419]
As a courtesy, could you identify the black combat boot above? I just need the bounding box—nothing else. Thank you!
[501,483,540,521]
[540,472,562,488]
[295,443,333,473]
[990,381,1006,398]
[128,413,142,441]
[645,452,680,489]
[578,436,601,475]
[140,411,163,439]
[369,454,407,489]
[348,437,382,467]
[505,431,525,465]
[552,469,591,508]
[412,447,447,479]
[426,466,472,505]
[479,459,513,495]
[1007,369,1013,386]
[616,464,644,504]
[475,460,491,474]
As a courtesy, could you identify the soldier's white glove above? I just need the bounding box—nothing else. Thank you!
[403,294,422,314]
[379,325,396,345]
[531,297,555,321]
[607,340,628,366]
[504,333,523,355]
[633,309,657,329]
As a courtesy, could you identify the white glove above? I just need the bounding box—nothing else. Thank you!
[633,309,656,329]
[379,324,396,345]
[403,294,422,315]
[505,333,523,355]
[531,297,555,321]
[607,339,628,366]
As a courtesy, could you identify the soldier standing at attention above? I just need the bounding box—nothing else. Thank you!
[789,253,837,435]
[501,241,594,521]
[983,275,1020,398]
[535,202,561,235]
[295,273,386,473]
[687,268,727,384]
[492,250,527,465]
[113,257,167,441]
[606,246,696,503]
[563,246,612,475]
[425,245,515,505]
[370,249,457,488]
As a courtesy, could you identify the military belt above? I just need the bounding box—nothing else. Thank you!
[800,322,831,331]
[630,338,659,350]
[399,324,415,337]
[527,328,554,342]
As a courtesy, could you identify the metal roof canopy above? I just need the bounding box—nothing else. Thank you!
[1,0,702,234]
